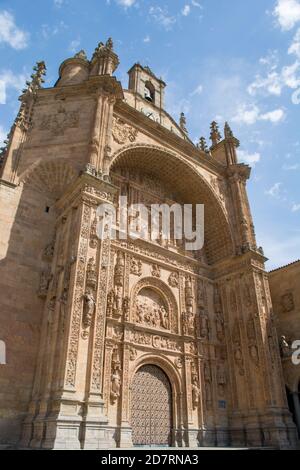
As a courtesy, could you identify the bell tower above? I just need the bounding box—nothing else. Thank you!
[128,63,166,111]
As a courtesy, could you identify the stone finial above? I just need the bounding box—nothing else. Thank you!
[106,37,114,50]
[22,61,46,95]
[210,121,221,147]
[74,50,87,60]
[198,137,209,153]
[224,122,234,139]
[179,112,188,134]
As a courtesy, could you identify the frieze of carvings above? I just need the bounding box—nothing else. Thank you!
[81,289,96,340]
[168,271,179,288]
[112,117,138,145]
[130,257,142,276]
[281,292,294,313]
[129,330,182,352]
[151,264,161,278]
[83,185,115,203]
[112,325,123,341]
[135,294,170,331]
[110,347,122,404]
[39,105,79,136]
[217,364,227,396]
[114,239,199,274]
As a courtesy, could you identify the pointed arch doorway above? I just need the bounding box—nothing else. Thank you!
[130,364,173,447]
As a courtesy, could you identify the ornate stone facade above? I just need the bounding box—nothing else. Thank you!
[0,39,298,449]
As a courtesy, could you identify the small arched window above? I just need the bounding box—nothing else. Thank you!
[144,81,155,103]
[0,340,6,365]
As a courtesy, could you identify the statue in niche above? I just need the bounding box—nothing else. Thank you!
[106,290,115,318]
[83,290,95,330]
[192,375,200,409]
[215,312,224,341]
[111,367,121,404]
[200,310,210,339]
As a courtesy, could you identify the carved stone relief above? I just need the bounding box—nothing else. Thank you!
[135,287,170,331]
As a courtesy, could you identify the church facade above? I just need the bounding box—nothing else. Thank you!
[0,39,298,449]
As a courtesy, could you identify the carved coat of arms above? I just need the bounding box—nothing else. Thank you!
[112,117,138,145]
[39,105,79,136]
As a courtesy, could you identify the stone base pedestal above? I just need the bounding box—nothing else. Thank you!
[216,428,229,447]
[119,425,133,448]
[186,429,199,448]
[200,427,216,447]
[42,417,82,450]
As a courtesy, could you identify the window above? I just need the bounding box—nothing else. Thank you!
[0,340,6,365]
[144,81,155,103]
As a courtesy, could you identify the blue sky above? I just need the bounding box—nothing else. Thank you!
[0,0,300,269]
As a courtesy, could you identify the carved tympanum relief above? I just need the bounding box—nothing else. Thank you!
[135,287,170,331]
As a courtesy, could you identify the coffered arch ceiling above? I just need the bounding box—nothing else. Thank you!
[110,145,234,265]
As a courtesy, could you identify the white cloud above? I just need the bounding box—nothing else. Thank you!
[288,27,300,57]
[238,150,261,167]
[248,57,300,97]
[260,108,285,122]
[292,203,300,211]
[0,10,29,50]
[232,104,285,124]
[273,0,300,31]
[143,35,150,43]
[149,6,176,30]
[265,182,282,198]
[182,5,191,16]
[191,0,202,7]
[69,39,81,53]
[191,84,203,96]
[116,0,136,7]
[0,70,27,105]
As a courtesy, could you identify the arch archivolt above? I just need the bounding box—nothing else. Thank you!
[109,143,234,265]
[130,276,179,334]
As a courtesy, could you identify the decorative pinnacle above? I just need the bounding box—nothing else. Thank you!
[210,121,221,147]
[224,121,234,139]
[22,61,46,95]
[224,121,240,147]
[179,112,188,134]
[198,137,209,153]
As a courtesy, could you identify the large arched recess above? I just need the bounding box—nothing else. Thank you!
[109,144,234,265]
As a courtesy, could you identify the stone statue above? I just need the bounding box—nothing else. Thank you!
[179,112,188,134]
[83,290,95,329]
[160,305,169,330]
[192,375,200,409]
[111,367,121,403]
